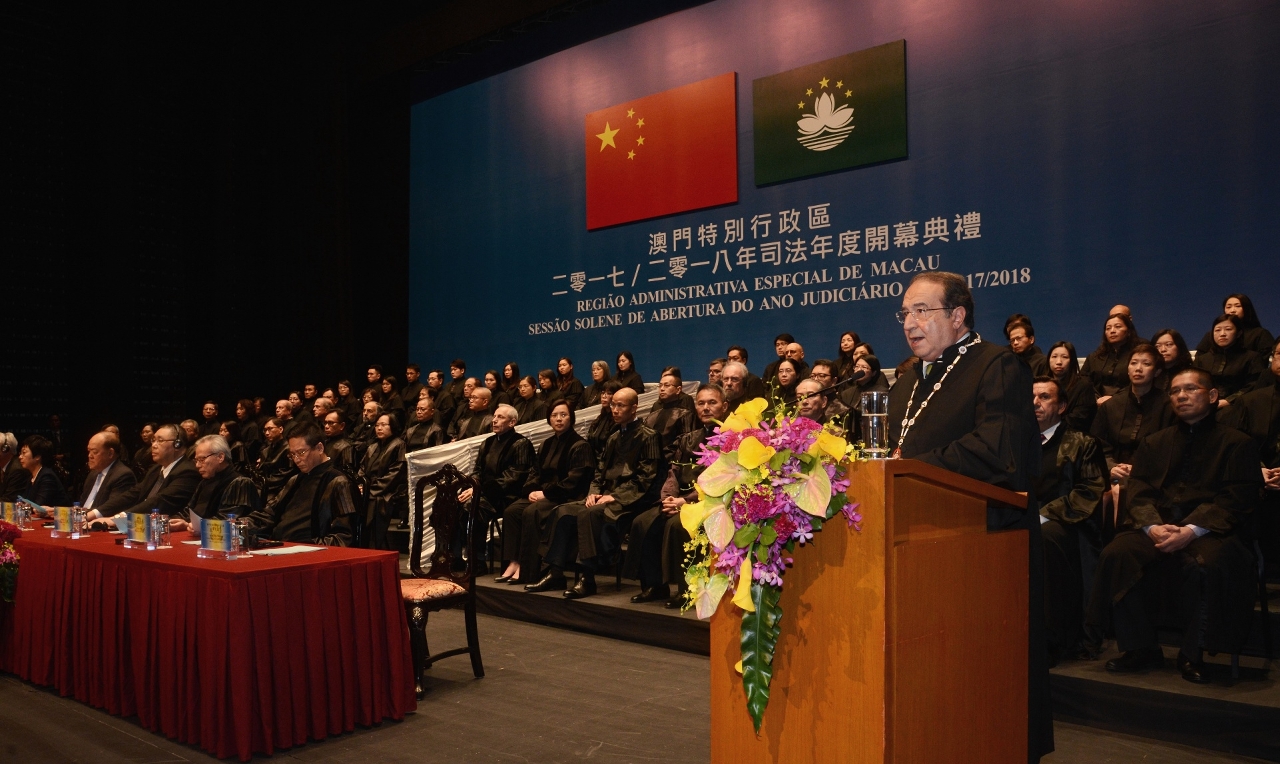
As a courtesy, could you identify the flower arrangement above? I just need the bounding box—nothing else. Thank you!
[0,519,21,603]
[680,397,862,732]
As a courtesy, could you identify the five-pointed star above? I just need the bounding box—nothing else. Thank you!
[628,150,635,159]
[836,80,843,88]
[596,122,619,151]
[845,89,852,97]
[636,135,645,146]
[797,102,805,109]
[819,77,829,88]
[805,88,813,96]
[626,108,635,118]
[636,117,645,128]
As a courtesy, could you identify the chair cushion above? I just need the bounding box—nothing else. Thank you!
[401,577,466,602]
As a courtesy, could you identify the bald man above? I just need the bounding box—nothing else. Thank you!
[79,431,137,511]
[785,342,810,379]
[450,386,493,442]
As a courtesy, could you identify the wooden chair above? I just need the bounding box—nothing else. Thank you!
[401,465,485,699]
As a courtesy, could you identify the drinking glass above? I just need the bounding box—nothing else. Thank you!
[861,391,890,457]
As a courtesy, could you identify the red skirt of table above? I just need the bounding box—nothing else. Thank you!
[0,528,416,761]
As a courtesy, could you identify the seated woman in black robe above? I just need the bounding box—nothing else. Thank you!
[1193,314,1264,405]
[1151,328,1193,392]
[501,362,521,402]
[536,369,562,406]
[835,331,861,382]
[578,360,611,410]
[483,369,509,407]
[496,401,594,584]
[18,435,68,507]
[840,354,891,432]
[357,412,407,549]
[1080,312,1139,404]
[1195,293,1274,357]
[1090,344,1175,486]
[379,376,406,425]
[556,357,586,409]
[512,375,548,424]
[614,350,645,393]
[768,359,800,409]
[1046,341,1098,433]
[218,420,251,474]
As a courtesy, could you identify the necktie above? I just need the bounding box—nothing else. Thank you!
[145,471,165,500]
[85,470,107,509]
[1041,433,1048,444]
[924,362,933,379]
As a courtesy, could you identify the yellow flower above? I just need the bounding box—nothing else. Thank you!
[679,500,711,537]
[736,436,776,470]
[731,557,755,612]
[720,397,769,432]
[807,430,848,461]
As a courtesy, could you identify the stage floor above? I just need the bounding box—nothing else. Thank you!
[0,610,1272,764]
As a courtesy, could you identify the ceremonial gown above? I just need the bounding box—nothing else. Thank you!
[249,459,354,546]
[557,377,586,410]
[1221,375,1280,570]
[503,428,593,581]
[623,423,714,589]
[513,396,548,425]
[186,469,261,520]
[1193,341,1265,402]
[886,334,1053,762]
[585,410,618,456]
[1085,414,1260,656]
[1035,426,1107,663]
[544,421,663,570]
[472,429,536,519]
[1014,345,1050,377]
[325,435,357,476]
[449,410,493,442]
[1080,339,1137,398]
[358,436,407,549]
[614,369,645,394]
[1196,324,1275,357]
[1060,374,1098,434]
[403,419,445,453]
[1090,387,1175,471]
[643,397,694,461]
[258,439,296,506]
[578,381,607,411]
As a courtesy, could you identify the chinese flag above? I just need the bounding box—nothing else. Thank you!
[585,72,738,230]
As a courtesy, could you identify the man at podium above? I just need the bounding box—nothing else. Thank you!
[887,271,1054,762]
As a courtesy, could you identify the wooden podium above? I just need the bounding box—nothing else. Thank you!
[710,459,1029,763]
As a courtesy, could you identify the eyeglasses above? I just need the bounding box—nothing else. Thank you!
[895,306,950,324]
[194,453,224,466]
[1169,385,1208,395]
[289,447,314,460]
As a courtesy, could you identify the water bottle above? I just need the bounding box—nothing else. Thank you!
[150,507,161,549]
[72,502,83,536]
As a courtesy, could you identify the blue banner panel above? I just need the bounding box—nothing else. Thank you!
[410,0,1280,383]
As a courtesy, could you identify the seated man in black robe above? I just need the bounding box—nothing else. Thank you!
[1085,367,1261,683]
[886,271,1052,761]
[449,386,493,442]
[460,404,535,521]
[403,396,445,453]
[718,361,751,414]
[1032,377,1106,665]
[321,410,357,476]
[726,346,768,400]
[1222,337,1280,570]
[171,435,260,531]
[533,387,663,599]
[625,383,728,606]
[247,422,355,546]
[644,372,693,460]
[499,400,594,585]
[257,417,297,506]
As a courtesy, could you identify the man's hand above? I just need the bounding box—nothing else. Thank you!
[1154,525,1197,553]
[528,490,546,502]
[1096,395,1112,406]
[1110,463,1132,481]
[661,496,686,515]
[585,494,615,508]
[168,517,190,533]
[459,487,473,504]
[1262,467,1280,491]
[1146,524,1173,544]
[1217,399,1232,409]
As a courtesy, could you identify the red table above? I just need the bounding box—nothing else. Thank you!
[0,528,415,760]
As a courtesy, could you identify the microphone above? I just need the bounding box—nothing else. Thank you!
[812,369,865,398]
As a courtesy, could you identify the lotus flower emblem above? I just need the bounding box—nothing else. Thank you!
[796,92,854,152]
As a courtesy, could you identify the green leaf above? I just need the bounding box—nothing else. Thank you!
[733,522,761,548]
[768,449,791,472]
[810,515,824,532]
[759,525,778,547]
[754,543,769,563]
[740,583,783,732]
[797,453,815,468]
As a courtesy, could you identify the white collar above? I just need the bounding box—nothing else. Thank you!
[1040,421,1062,441]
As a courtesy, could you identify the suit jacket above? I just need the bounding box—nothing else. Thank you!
[0,459,31,502]
[79,460,138,509]
[95,457,200,518]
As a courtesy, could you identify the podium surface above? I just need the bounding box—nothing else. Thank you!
[710,459,1029,763]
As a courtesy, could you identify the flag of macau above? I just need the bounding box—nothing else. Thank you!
[753,40,907,186]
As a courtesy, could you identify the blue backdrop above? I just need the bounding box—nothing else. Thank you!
[410,0,1279,382]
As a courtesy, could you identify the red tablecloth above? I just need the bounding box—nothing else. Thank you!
[0,528,415,760]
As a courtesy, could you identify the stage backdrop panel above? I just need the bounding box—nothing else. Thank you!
[410,0,1279,382]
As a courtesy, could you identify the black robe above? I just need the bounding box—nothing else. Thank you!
[249,459,354,546]
[449,410,493,442]
[1196,324,1275,357]
[644,397,694,461]
[1080,339,1137,398]
[614,369,645,394]
[472,429,536,517]
[502,429,594,578]
[887,334,1053,762]
[1193,341,1264,401]
[557,376,586,410]
[1013,344,1049,377]
[624,423,715,587]
[358,436,407,549]
[1090,387,1176,470]
[1221,379,1280,566]
[578,382,607,411]
[186,469,261,520]
[513,395,548,425]
[325,435,358,476]
[258,439,297,506]
[1059,374,1098,434]
[403,419,445,453]
[585,410,619,457]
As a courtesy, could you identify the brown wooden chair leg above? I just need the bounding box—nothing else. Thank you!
[407,601,429,698]
[465,597,485,678]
